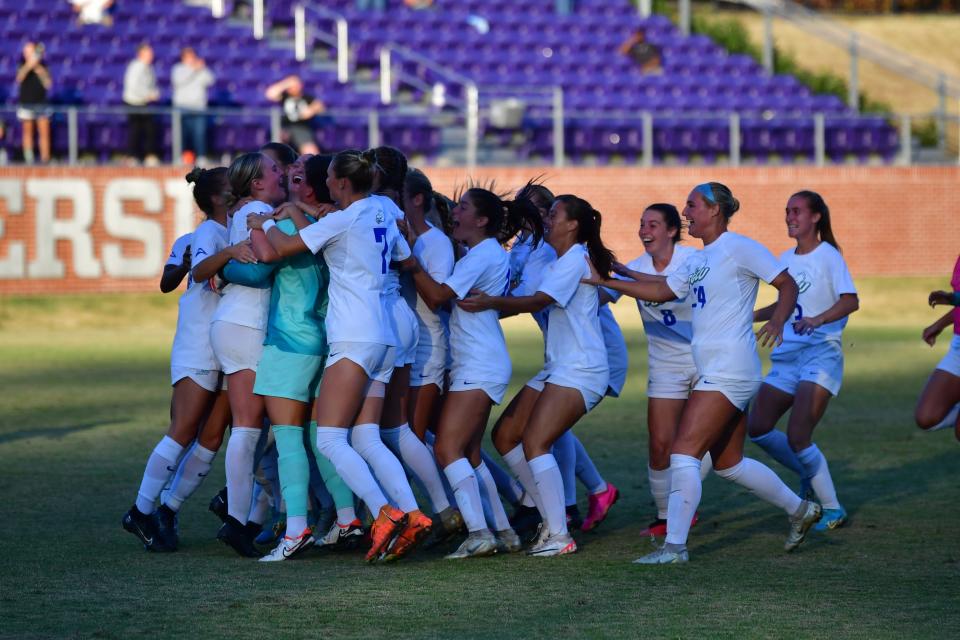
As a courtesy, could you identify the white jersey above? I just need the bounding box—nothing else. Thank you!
[537,243,609,395]
[774,242,857,354]
[402,225,454,357]
[212,201,273,330]
[513,238,556,332]
[300,196,410,346]
[666,232,785,382]
[443,237,512,384]
[508,233,535,286]
[373,193,406,298]
[612,244,697,372]
[172,223,225,370]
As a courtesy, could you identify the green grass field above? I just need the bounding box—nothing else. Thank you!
[1,277,957,639]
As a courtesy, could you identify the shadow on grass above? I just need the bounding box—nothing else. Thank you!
[0,418,128,445]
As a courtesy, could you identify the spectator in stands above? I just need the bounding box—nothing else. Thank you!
[619,28,662,74]
[16,42,52,165]
[403,0,434,7]
[264,76,324,155]
[71,0,114,27]
[123,43,160,166]
[172,47,216,166]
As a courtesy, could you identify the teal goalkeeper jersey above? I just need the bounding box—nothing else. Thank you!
[223,217,329,356]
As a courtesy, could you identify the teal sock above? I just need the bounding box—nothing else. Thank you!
[272,425,310,536]
[309,420,357,524]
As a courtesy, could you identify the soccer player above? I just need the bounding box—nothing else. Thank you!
[247,149,432,563]
[223,154,359,561]
[403,186,542,559]
[209,152,287,557]
[460,194,614,557]
[748,191,859,532]
[122,167,248,551]
[605,203,711,537]
[588,182,821,564]
[914,253,960,440]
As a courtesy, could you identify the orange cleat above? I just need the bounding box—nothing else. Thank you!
[380,509,434,562]
[365,505,407,563]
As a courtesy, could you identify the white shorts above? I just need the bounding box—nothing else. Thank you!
[326,341,396,384]
[389,297,419,367]
[936,334,960,377]
[171,366,222,393]
[766,340,845,397]
[410,337,447,388]
[210,320,265,375]
[694,376,761,411]
[648,364,699,400]
[449,378,508,405]
[526,369,605,413]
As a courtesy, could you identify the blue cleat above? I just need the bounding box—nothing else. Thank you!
[814,507,847,531]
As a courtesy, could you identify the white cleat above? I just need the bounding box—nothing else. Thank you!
[526,532,577,557]
[785,500,822,552]
[632,545,689,564]
[495,528,522,553]
[444,530,498,560]
[259,530,314,562]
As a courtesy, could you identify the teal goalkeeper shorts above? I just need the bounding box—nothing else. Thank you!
[253,345,326,403]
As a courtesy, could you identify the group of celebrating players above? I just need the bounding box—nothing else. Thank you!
[120,140,960,565]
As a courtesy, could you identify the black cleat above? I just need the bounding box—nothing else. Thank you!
[154,505,179,551]
[566,504,583,531]
[217,516,262,558]
[510,505,543,542]
[122,505,160,551]
[208,487,228,524]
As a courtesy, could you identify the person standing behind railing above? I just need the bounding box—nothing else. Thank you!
[123,43,160,166]
[172,47,215,166]
[16,42,52,165]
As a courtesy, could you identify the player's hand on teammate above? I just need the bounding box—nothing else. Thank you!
[457,291,492,312]
[792,315,822,336]
[182,244,192,270]
[228,196,254,216]
[756,319,785,348]
[928,290,954,307]
[227,239,257,263]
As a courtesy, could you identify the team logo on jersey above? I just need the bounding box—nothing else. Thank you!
[195,248,207,256]
[688,265,710,284]
[375,210,385,224]
[794,270,812,294]
[643,300,662,308]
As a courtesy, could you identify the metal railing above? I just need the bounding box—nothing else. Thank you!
[2,101,958,167]
[298,4,350,84]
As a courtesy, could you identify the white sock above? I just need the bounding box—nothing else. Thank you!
[350,424,419,513]
[700,451,713,480]
[929,403,960,431]
[225,427,261,522]
[750,430,804,477]
[474,461,512,530]
[665,454,702,546]
[382,424,450,513]
[528,453,567,536]
[443,458,486,533]
[314,426,387,514]
[648,465,670,520]
[135,435,185,515]
[163,443,217,512]
[286,515,308,537]
[715,457,802,515]
[503,444,543,513]
[797,444,840,509]
[336,506,357,526]
[248,482,270,525]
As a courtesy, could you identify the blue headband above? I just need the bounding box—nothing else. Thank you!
[694,183,715,204]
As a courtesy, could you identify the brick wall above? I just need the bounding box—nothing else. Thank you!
[0,165,958,294]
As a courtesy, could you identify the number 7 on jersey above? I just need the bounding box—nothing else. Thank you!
[373,227,388,274]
